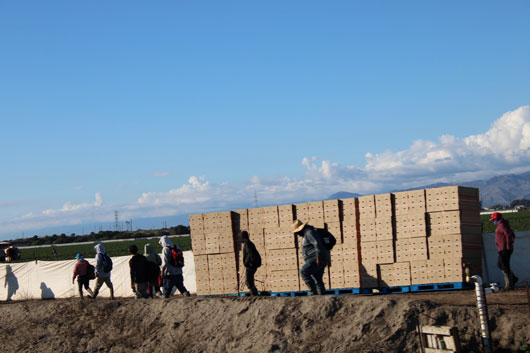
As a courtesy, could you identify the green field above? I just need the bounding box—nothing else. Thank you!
[17,236,191,262]
[480,210,530,233]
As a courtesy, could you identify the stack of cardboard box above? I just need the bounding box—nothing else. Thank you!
[190,186,482,295]
[190,212,237,295]
[425,186,482,283]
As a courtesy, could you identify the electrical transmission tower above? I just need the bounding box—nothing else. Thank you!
[114,210,119,231]
[254,191,258,207]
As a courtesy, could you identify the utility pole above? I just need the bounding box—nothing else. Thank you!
[114,210,119,231]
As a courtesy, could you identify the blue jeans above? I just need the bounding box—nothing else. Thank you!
[163,274,188,298]
[300,258,326,295]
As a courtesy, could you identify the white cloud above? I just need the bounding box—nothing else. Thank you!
[1,106,529,237]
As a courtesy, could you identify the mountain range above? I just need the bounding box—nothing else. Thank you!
[328,171,530,207]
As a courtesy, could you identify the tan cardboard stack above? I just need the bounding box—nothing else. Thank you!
[393,190,430,286]
[263,206,299,292]
[324,200,344,289]
[358,195,379,288]
[340,198,361,288]
[190,185,482,296]
[426,186,482,283]
[189,211,237,295]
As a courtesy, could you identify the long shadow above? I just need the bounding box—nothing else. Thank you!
[4,265,19,301]
[40,282,55,300]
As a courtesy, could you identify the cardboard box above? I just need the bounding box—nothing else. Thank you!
[360,241,378,264]
[268,270,300,292]
[360,262,379,288]
[261,206,279,228]
[375,193,393,218]
[264,226,296,250]
[376,216,394,241]
[326,221,342,244]
[377,240,394,264]
[189,213,204,233]
[344,272,361,288]
[266,248,298,272]
[396,238,428,262]
[341,198,358,221]
[379,262,411,287]
[190,231,207,255]
[196,278,210,295]
[248,208,264,227]
[194,254,209,274]
[393,191,409,216]
[295,203,308,219]
[426,186,480,212]
[359,217,377,242]
[407,213,427,238]
[324,200,340,222]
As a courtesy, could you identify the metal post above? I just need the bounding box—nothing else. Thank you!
[526,281,530,316]
[471,275,492,353]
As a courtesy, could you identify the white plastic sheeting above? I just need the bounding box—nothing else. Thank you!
[0,251,196,300]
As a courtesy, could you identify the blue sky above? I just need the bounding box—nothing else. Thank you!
[1,1,529,239]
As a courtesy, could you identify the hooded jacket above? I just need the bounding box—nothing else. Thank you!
[301,225,330,264]
[144,243,162,266]
[495,218,515,252]
[94,244,111,278]
[159,235,182,276]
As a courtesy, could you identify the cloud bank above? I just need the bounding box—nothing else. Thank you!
[1,106,529,237]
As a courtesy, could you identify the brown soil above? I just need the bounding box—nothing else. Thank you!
[0,289,528,353]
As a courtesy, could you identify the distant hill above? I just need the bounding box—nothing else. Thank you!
[326,192,361,200]
[328,171,530,207]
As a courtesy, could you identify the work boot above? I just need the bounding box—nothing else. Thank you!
[183,291,191,297]
[510,272,519,289]
[503,272,512,290]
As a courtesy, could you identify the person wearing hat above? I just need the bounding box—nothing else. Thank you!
[72,253,94,299]
[490,212,518,290]
[292,219,330,295]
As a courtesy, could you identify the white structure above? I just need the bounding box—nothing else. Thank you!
[0,251,196,300]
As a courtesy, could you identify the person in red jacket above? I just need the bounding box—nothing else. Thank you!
[490,212,518,289]
[72,253,94,299]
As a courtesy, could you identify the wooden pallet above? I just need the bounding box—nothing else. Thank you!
[418,325,462,353]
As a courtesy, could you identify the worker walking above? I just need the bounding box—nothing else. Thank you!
[490,212,518,290]
[239,231,261,296]
[72,253,94,299]
[292,219,330,295]
[159,235,190,298]
[91,244,114,299]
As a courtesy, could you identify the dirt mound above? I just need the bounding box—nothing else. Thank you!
[0,290,528,353]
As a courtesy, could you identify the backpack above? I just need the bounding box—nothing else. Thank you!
[169,246,185,268]
[102,253,113,273]
[316,228,337,251]
[87,263,96,280]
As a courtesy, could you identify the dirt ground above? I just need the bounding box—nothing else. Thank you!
[0,289,528,353]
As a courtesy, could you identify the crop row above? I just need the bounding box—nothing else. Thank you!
[17,236,191,262]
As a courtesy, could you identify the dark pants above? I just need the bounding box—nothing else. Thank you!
[300,258,326,295]
[163,274,188,298]
[497,250,513,274]
[77,275,90,291]
[245,267,258,295]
